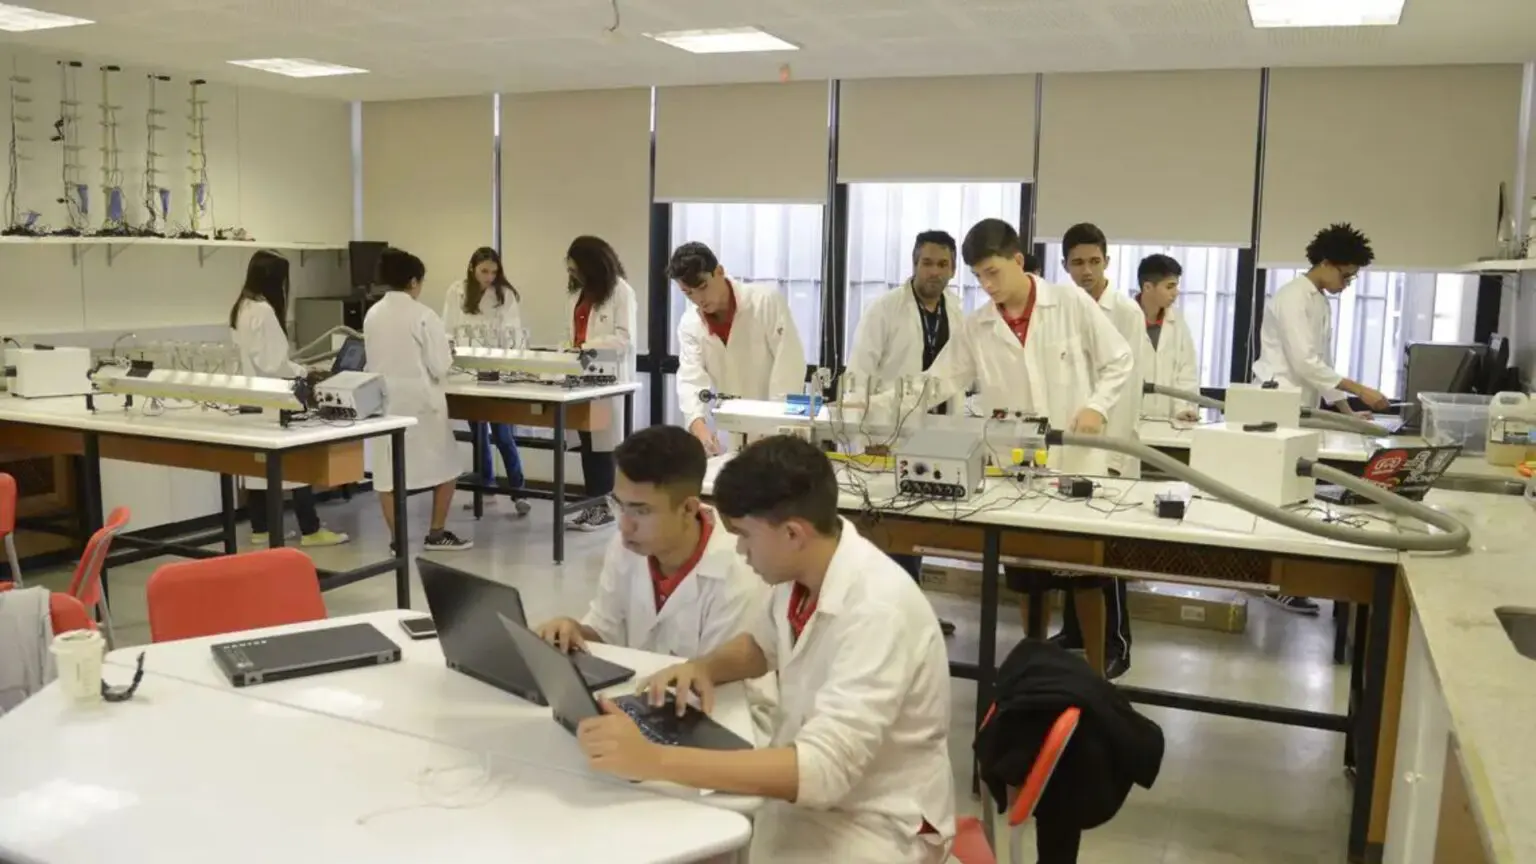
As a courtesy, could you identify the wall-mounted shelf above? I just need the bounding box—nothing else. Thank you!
[0,235,347,267]
[1461,258,1536,274]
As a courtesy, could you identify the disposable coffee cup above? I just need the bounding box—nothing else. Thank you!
[49,629,105,703]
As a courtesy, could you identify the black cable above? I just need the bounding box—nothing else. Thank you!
[606,0,620,32]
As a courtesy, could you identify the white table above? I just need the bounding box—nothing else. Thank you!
[443,377,642,563]
[0,395,418,607]
[0,673,750,864]
[104,610,765,815]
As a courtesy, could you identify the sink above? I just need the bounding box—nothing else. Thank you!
[1495,607,1536,660]
[1433,476,1528,496]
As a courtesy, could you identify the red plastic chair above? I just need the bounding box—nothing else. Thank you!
[958,704,1083,864]
[146,547,326,643]
[0,473,20,587]
[67,507,131,648]
[49,592,96,634]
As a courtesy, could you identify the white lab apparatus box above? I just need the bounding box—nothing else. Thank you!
[1225,383,1304,428]
[8,346,94,398]
[1190,423,1320,507]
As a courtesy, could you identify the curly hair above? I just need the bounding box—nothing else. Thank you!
[1305,223,1374,268]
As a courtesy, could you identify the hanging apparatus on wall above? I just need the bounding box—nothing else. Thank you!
[4,66,41,236]
[182,78,210,239]
[142,73,170,236]
[52,60,85,236]
[96,64,128,235]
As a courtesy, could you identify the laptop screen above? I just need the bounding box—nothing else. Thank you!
[496,612,601,730]
[331,336,366,374]
[1359,445,1462,500]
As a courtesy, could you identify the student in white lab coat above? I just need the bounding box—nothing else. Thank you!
[227,250,349,548]
[671,241,808,456]
[1251,222,1388,616]
[1061,223,1146,477]
[563,235,638,531]
[441,246,529,516]
[364,247,472,552]
[577,436,955,863]
[534,424,760,659]
[1134,254,1201,421]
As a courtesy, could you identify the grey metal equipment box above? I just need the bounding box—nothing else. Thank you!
[895,428,987,500]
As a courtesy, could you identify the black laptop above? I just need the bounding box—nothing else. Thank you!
[418,558,633,706]
[210,622,401,688]
[496,612,752,751]
[1314,444,1462,505]
[330,336,366,374]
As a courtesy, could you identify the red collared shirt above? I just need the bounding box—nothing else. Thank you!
[703,283,738,344]
[648,511,715,612]
[572,299,593,346]
[999,280,1039,347]
[787,581,818,644]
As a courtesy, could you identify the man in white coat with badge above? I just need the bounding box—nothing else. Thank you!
[672,241,808,455]
[576,435,955,863]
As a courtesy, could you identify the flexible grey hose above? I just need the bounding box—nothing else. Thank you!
[292,326,361,364]
[1146,383,1391,436]
[1056,432,1469,552]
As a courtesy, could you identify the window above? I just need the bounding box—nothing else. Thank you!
[668,202,824,364]
[1263,269,1475,398]
[845,182,1023,347]
[1042,242,1242,388]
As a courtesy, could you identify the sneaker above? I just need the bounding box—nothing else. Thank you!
[248,528,297,547]
[1105,653,1131,681]
[300,528,350,548]
[511,497,532,517]
[939,619,956,637]
[423,530,473,552]
[1264,593,1321,616]
[1047,631,1084,651]
[570,504,616,532]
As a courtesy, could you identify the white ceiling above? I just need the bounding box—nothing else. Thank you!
[3,0,1534,101]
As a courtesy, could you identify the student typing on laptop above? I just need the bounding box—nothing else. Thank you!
[534,425,762,660]
[576,435,956,864]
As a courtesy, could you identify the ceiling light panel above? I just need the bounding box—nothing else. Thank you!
[1248,0,1405,29]
[645,27,799,54]
[227,58,369,78]
[0,2,92,32]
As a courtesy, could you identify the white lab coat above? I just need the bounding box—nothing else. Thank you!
[232,297,305,491]
[1095,287,1146,477]
[1139,304,1201,419]
[364,291,461,493]
[744,518,954,863]
[1252,275,1347,408]
[441,280,523,344]
[845,280,965,414]
[565,277,637,453]
[579,507,761,659]
[677,279,808,432]
[922,277,1134,476]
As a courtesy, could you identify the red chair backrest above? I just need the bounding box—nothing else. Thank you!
[49,592,96,634]
[146,548,326,643]
[979,702,1083,827]
[0,473,16,535]
[68,507,132,605]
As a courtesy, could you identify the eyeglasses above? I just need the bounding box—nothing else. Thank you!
[606,495,656,520]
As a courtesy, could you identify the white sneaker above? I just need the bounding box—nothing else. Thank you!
[570,504,615,532]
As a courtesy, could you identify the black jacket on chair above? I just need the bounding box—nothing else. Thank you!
[975,641,1165,831]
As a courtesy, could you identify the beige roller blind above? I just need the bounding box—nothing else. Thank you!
[1036,70,1261,246]
[838,75,1037,182]
[1260,65,1522,270]
[501,88,652,349]
[654,82,829,203]
[362,96,494,313]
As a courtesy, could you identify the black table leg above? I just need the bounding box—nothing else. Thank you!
[1348,568,1394,861]
[471,422,485,519]
[623,391,634,437]
[1334,601,1350,665]
[553,404,567,565]
[391,428,410,608]
[972,527,1001,795]
[265,455,285,549]
[219,474,238,554]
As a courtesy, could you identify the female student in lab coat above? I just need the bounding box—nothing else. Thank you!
[916,219,1134,475]
[564,235,637,532]
[364,247,472,552]
[441,246,529,516]
[670,241,808,456]
[1134,254,1201,421]
[576,436,955,863]
[227,250,348,548]
[534,424,761,660]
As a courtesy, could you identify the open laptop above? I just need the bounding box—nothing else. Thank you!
[496,611,752,751]
[1314,444,1462,505]
[330,336,366,374]
[210,622,401,688]
[418,558,633,706]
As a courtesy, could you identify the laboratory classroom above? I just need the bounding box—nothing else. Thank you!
[3,1,1536,863]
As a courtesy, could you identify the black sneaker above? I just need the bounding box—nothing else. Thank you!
[571,503,616,532]
[1047,631,1084,650]
[1264,593,1321,616]
[424,530,473,551]
[939,619,956,637]
[1105,653,1131,681]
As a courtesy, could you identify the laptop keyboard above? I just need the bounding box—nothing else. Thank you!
[613,694,685,746]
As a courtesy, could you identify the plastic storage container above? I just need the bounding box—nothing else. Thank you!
[1418,392,1493,455]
